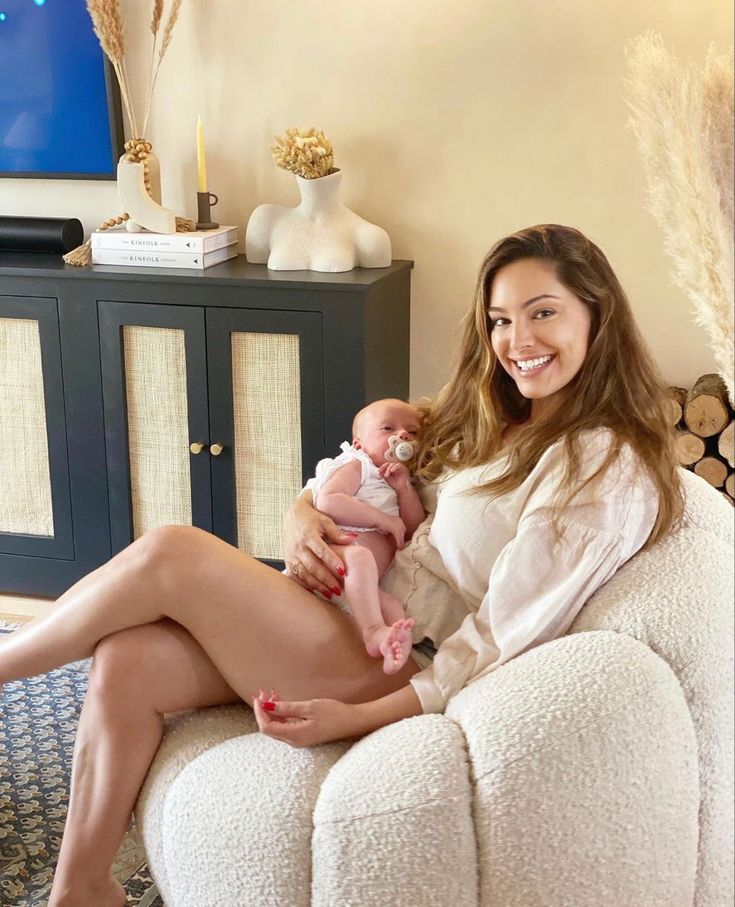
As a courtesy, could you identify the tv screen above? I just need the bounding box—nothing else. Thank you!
[0,0,124,180]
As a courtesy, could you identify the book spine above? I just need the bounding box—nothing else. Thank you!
[91,230,236,253]
[91,248,235,269]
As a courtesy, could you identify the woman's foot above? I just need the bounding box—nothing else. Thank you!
[364,618,415,674]
[48,873,126,907]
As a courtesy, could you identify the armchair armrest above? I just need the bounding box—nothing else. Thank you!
[446,630,699,906]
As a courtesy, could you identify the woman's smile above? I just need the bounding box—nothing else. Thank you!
[510,353,556,377]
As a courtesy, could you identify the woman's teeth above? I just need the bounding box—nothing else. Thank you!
[516,354,553,372]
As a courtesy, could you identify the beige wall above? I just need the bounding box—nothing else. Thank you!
[1,0,731,397]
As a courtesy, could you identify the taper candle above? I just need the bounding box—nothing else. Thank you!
[197,115,208,193]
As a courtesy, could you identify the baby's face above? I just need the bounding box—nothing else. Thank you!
[353,400,421,467]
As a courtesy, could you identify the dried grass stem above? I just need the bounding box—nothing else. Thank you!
[142,0,183,136]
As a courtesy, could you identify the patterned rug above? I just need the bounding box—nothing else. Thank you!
[0,623,163,906]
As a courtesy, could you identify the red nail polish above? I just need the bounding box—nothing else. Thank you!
[337,566,345,576]
[262,701,275,711]
[331,586,340,596]
[323,590,332,599]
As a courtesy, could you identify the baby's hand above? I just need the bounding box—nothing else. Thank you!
[378,513,406,549]
[379,461,412,492]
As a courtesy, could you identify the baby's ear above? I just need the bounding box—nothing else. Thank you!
[352,438,362,450]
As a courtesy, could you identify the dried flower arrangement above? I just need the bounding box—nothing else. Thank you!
[65,0,193,265]
[271,127,336,179]
[87,0,182,147]
[624,33,734,403]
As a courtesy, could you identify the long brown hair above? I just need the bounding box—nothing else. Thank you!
[415,224,683,545]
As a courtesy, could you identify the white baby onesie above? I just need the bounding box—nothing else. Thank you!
[311,442,399,532]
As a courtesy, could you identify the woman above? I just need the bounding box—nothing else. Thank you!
[0,224,682,907]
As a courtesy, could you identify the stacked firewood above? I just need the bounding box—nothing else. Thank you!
[669,374,734,504]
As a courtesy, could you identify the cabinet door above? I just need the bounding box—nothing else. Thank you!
[0,296,73,561]
[206,308,323,565]
[99,301,212,554]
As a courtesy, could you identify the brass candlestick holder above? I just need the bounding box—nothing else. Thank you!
[196,191,219,230]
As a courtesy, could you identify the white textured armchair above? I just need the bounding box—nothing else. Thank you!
[136,471,733,907]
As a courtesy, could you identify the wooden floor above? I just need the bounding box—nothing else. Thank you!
[0,593,54,623]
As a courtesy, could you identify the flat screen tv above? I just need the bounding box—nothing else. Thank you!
[0,0,125,180]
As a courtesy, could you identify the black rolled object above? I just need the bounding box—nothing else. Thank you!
[0,216,84,253]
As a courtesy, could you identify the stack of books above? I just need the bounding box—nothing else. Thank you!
[91,225,239,269]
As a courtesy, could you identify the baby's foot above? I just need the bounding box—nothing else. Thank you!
[379,618,415,675]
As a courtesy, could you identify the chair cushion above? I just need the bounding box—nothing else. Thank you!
[312,713,477,906]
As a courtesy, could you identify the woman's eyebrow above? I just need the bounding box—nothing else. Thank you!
[488,293,561,313]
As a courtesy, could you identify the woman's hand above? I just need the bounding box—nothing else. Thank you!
[252,690,368,747]
[283,491,357,597]
[252,684,423,748]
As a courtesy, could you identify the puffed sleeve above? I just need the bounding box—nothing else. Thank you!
[409,446,658,714]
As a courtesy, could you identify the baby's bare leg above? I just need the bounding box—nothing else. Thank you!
[333,533,414,675]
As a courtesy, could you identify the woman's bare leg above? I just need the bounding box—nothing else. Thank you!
[48,620,240,907]
[0,526,415,704]
[0,538,169,681]
[3,525,419,905]
[1,525,417,701]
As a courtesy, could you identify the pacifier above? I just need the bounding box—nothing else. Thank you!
[385,434,418,464]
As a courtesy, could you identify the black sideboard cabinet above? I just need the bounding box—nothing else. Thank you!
[0,253,411,597]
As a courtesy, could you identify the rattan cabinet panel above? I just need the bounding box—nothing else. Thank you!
[0,295,73,569]
[231,331,302,559]
[123,324,193,537]
[206,307,324,567]
[99,302,211,552]
[0,316,54,537]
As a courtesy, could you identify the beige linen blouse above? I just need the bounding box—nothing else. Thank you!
[382,429,659,714]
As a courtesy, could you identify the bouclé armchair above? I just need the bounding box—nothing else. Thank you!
[136,470,734,907]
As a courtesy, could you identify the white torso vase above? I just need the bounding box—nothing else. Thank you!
[245,170,391,272]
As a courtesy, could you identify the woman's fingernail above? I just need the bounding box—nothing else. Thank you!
[349,532,359,537]
[331,586,340,595]
[323,590,332,599]
[262,701,276,712]
[337,566,345,576]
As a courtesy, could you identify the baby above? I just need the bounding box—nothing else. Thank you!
[309,398,426,674]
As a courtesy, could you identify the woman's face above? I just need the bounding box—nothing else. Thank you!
[488,258,592,419]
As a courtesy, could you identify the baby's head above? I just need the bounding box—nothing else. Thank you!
[352,398,422,468]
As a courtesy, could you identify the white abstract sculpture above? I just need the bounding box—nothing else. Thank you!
[246,170,391,273]
[117,154,176,234]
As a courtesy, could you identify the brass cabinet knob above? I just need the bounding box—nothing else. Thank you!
[210,442,224,456]
[190,441,206,455]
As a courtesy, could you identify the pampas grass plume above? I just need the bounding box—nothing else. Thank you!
[624,33,734,403]
[150,0,164,36]
[159,0,183,60]
[86,0,125,64]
